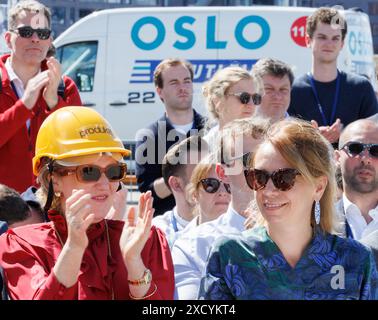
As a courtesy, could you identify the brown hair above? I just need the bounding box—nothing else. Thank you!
[306,7,347,41]
[8,0,52,31]
[251,118,338,233]
[162,136,208,190]
[251,58,294,86]
[153,58,194,89]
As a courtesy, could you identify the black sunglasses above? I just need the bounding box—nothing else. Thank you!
[56,163,127,183]
[200,178,231,194]
[11,26,51,40]
[341,142,378,158]
[228,92,262,105]
[244,168,300,191]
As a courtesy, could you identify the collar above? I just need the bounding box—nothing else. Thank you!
[342,194,378,220]
[222,204,246,231]
[161,109,205,133]
[4,58,21,83]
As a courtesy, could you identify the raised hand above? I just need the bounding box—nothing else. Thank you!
[43,57,62,109]
[119,191,154,264]
[65,189,95,250]
[21,70,50,110]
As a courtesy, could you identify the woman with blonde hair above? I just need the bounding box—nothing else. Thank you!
[0,107,174,300]
[202,66,263,150]
[200,118,378,300]
[183,160,231,231]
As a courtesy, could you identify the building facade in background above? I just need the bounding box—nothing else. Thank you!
[0,0,376,52]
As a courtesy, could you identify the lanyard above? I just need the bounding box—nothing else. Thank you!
[170,211,179,233]
[345,220,354,239]
[307,71,340,126]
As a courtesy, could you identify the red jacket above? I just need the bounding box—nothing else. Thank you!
[0,54,82,193]
[0,212,175,300]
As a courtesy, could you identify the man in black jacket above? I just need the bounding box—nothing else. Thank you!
[135,59,205,216]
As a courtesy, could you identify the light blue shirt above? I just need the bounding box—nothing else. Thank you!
[172,205,245,300]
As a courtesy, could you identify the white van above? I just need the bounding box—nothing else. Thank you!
[54,6,376,142]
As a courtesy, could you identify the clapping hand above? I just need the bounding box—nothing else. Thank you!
[119,191,154,264]
[311,118,342,143]
[43,57,62,109]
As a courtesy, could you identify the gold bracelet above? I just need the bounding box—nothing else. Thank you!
[129,283,157,300]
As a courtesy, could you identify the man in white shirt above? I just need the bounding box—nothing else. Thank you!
[152,136,207,247]
[172,117,269,300]
[335,119,378,240]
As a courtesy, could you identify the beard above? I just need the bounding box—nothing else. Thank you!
[344,165,378,194]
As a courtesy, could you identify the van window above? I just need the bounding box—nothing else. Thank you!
[56,41,98,92]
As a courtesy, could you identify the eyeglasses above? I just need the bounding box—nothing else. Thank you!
[221,151,252,168]
[200,178,231,194]
[244,168,300,191]
[56,163,127,183]
[341,142,378,158]
[227,92,262,105]
[10,26,51,40]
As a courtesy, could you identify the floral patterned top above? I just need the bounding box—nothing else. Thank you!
[199,226,378,300]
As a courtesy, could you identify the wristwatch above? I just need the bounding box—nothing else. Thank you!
[128,269,152,286]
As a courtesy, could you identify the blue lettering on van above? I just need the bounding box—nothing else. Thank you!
[207,16,227,49]
[131,15,270,50]
[235,16,270,49]
[131,17,165,51]
[348,31,371,56]
[174,16,196,50]
[130,59,258,83]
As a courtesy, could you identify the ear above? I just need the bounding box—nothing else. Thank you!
[4,31,13,50]
[305,34,312,48]
[51,173,63,194]
[314,176,328,202]
[168,176,183,193]
[334,149,341,166]
[156,86,164,102]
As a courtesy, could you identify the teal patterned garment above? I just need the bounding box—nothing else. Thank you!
[199,226,378,300]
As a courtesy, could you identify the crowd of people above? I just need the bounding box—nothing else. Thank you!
[0,0,377,300]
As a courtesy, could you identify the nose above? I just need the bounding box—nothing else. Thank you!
[261,178,279,195]
[30,31,40,42]
[359,148,372,164]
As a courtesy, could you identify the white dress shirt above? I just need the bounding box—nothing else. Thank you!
[171,205,246,300]
[152,206,191,248]
[343,194,378,240]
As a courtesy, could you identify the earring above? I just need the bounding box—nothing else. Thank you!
[314,200,321,225]
[54,191,61,198]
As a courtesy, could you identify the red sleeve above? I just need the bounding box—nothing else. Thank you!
[140,226,175,300]
[0,99,32,148]
[0,230,77,300]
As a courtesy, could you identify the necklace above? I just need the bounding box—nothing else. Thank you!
[54,219,115,300]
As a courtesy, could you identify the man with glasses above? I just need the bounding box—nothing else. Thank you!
[335,119,378,240]
[0,0,81,194]
[288,7,378,146]
[252,58,294,123]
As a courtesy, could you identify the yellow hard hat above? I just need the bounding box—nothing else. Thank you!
[33,106,130,175]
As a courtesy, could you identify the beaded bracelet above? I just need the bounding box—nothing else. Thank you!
[129,283,157,300]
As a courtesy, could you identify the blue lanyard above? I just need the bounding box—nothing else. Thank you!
[170,211,179,233]
[307,71,340,126]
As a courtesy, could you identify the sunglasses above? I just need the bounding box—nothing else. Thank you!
[341,142,378,158]
[221,151,252,168]
[56,163,127,183]
[11,26,51,40]
[244,168,300,191]
[227,92,262,105]
[200,178,231,194]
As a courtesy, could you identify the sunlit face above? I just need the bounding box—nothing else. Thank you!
[217,79,257,126]
[157,65,193,112]
[53,155,120,223]
[306,22,344,64]
[257,74,291,122]
[253,143,317,227]
[335,126,378,194]
[195,168,231,223]
[5,10,51,66]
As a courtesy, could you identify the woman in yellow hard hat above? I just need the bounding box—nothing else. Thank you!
[0,107,174,300]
